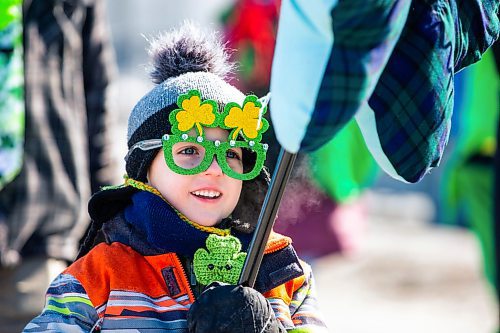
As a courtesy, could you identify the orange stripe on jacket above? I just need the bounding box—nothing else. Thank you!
[65,243,194,312]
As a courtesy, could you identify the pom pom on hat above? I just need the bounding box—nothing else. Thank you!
[147,21,235,84]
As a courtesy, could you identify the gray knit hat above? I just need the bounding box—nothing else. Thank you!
[125,71,248,181]
[124,22,270,231]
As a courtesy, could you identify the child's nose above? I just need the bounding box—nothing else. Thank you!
[204,157,223,176]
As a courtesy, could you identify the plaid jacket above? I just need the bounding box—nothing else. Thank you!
[270,0,499,183]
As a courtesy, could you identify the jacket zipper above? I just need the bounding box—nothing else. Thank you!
[173,254,196,302]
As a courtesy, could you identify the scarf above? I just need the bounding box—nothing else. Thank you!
[124,191,252,258]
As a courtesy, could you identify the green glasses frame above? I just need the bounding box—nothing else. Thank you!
[162,134,268,181]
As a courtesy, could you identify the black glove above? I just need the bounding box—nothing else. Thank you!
[187,282,286,333]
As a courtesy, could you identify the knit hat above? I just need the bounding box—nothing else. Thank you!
[123,22,270,231]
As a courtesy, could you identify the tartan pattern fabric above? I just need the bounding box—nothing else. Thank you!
[367,0,499,182]
[288,0,499,183]
[453,0,500,70]
[367,0,456,182]
[301,0,411,152]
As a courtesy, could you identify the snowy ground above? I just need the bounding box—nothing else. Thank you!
[312,191,498,333]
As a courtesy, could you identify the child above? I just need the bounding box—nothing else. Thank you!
[23,23,327,333]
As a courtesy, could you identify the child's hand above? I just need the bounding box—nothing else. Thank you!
[187,282,286,333]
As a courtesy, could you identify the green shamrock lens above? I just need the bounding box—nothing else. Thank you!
[162,135,214,175]
[216,141,267,181]
[172,140,207,169]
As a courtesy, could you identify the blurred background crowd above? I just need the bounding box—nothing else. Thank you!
[0,0,498,332]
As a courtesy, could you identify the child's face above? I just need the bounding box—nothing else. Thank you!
[148,127,243,227]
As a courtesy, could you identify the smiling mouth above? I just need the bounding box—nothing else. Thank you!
[191,190,222,199]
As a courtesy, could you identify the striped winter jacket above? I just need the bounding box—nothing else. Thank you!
[23,209,328,332]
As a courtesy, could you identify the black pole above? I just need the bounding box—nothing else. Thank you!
[239,148,296,287]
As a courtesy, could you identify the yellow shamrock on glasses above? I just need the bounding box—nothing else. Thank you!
[223,95,269,142]
[170,90,218,136]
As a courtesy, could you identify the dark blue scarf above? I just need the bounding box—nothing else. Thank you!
[112,190,304,293]
[124,191,252,258]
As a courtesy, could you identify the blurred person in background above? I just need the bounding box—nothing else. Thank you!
[0,0,116,331]
[221,0,280,98]
[222,0,378,260]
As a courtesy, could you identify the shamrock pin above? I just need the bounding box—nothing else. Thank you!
[193,234,247,285]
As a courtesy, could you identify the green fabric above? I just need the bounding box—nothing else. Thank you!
[287,328,317,333]
[442,50,498,221]
[237,42,256,82]
[0,0,24,190]
[452,165,496,288]
[452,51,498,160]
[441,49,499,291]
[309,119,378,203]
[0,0,21,30]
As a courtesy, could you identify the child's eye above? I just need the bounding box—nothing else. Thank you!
[179,146,199,155]
[226,149,241,160]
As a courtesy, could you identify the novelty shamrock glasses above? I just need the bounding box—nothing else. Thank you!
[128,89,270,181]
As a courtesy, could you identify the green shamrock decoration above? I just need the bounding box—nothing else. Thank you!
[222,95,269,142]
[169,89,218,137]
[193,234,247,285]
